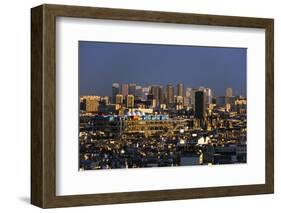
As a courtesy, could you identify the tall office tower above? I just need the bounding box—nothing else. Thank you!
[177,83,184,97]
[191,88,198,106]
[115,94,124,105]
[195,87,212,106]
[112,83,120,104]
[195,91,205,119]
[166,84,174,105]
[185,87,192,106]
[128,83,137,96]
[126,95,134,108]
[159,86,165,105]
[204,88,212,105]
[226,87,233,97]
[121,83,129,98]
[150,85,162,107]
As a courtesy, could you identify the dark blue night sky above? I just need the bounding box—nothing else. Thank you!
[79,41,246,97]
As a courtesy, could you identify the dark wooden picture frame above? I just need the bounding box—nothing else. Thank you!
[31,4,274,208]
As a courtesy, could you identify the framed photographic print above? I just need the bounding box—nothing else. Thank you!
[31,4,274,208]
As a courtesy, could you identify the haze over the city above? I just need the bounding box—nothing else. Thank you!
[79,41,247,97]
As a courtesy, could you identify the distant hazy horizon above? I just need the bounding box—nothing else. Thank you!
[79,41,247,97]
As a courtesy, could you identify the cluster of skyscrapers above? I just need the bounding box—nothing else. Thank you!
[79,82,247,170]
[80,83,245,120]
[111,82,213,110]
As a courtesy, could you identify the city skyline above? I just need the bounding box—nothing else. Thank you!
[79,41,247,97]
[79,41,247,170]
[81,82,241,99]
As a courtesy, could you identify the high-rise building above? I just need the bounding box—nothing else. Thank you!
[226,87,233,97]
[190,88,198,107]
[142,87,150,101]
[135,85,143,98]
[80,97,86,111]
[128,83,137,96]
[150,85,164,107]
[198,87,213,106]
[121,84,129,98]
[116,94,124,105]
[185,87,192,107]
[175,96,183,105]
[166,84,174,105]
[204,88,212,105]
[150,85,159,100]
[126,95,134,108]
[183,96,189,107]
[175,96,183,110]
[112,83,120,104]
[186,88,192,98]
[85,96,100,112]
[195,91,205,119]
[159,86,165,105]
[147,94,154,107]
[177,83,184,97]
